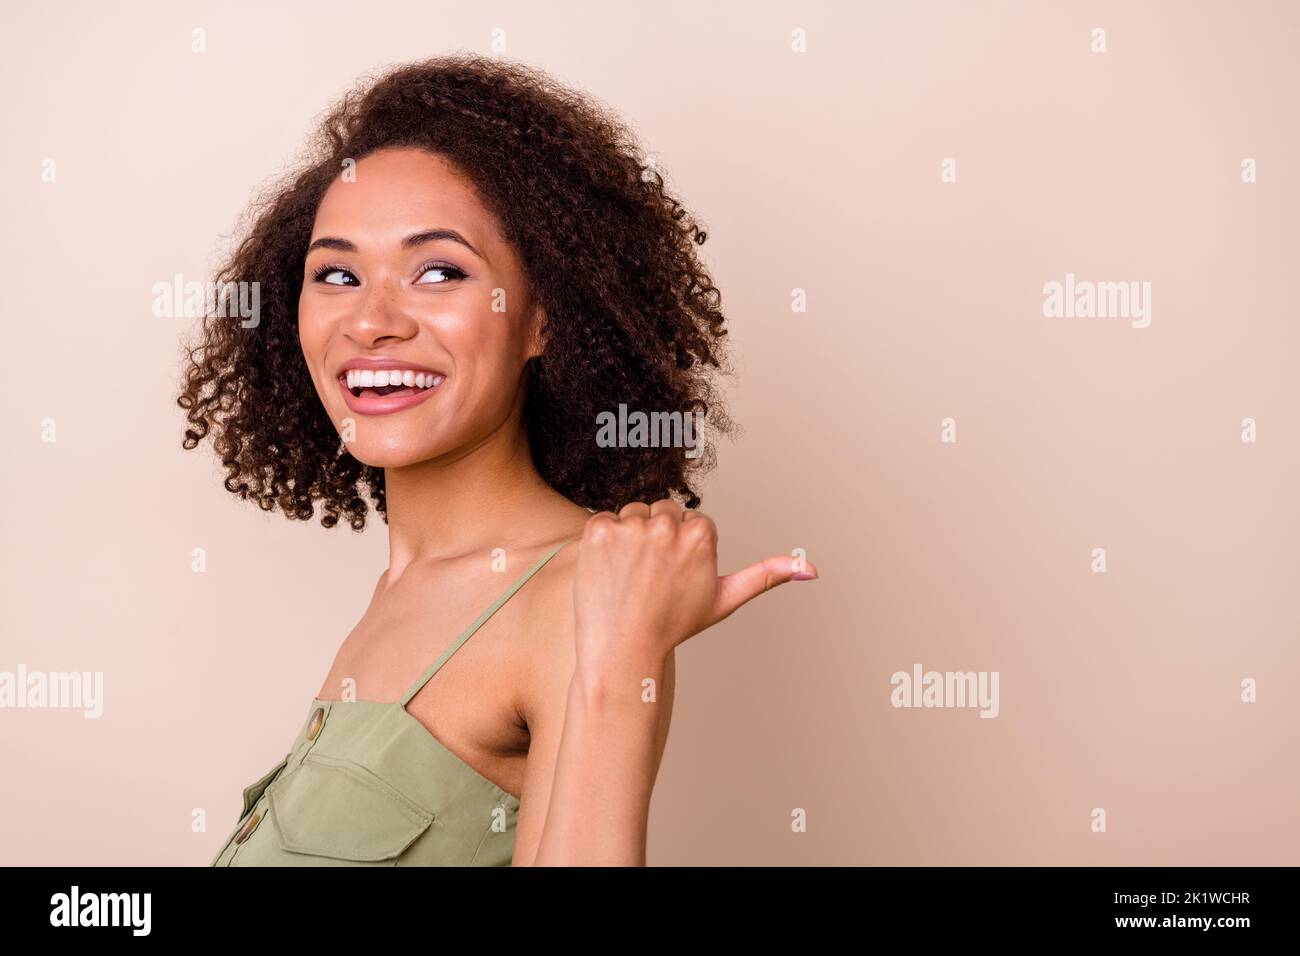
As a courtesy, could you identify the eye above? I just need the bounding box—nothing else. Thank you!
[415,261,468,285]
[310,263,359,286]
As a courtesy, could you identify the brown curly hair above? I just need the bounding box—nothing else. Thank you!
[177,53,734,530]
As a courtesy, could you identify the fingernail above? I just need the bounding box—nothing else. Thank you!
[792,571,817,581]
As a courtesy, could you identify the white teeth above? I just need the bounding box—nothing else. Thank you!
[343,368,444,391]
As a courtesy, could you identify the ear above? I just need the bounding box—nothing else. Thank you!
[525,304,549,361]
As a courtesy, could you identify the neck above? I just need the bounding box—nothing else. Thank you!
[381,410,560,577]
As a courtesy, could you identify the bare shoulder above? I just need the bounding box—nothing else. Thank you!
[506,526,677,864]
[511,532,676,759]
[511,536,581,727]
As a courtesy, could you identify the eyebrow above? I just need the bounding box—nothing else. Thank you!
[306,228,484,260]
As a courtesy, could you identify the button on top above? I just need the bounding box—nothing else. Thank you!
[234,812,262,844]
[306,706,325,740]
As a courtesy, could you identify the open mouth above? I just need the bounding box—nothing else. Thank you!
[341,368,445,400]
[336,367,446,415]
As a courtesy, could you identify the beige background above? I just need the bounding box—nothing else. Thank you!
[2,0,1297,865]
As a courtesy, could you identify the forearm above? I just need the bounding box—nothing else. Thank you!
[533,649,668,866]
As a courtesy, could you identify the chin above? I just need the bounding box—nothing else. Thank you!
[341,436,445,470]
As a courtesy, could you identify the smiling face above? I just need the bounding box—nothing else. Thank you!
[297,147,544,468]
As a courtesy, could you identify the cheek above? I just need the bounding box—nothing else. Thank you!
[446,288,534,352]
[297,293,325,342]
[296,297,331,390]
[297,293,315,343]
[436,307,525,377]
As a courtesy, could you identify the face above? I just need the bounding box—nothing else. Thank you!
[298,147,544,468]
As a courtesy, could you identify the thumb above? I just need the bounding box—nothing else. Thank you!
[712,554,819,623]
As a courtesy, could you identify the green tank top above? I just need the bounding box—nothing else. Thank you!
[209,540,569,867]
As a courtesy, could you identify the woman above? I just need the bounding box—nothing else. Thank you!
[180,53,818,867]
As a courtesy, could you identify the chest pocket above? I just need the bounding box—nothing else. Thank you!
[266,752,434,863]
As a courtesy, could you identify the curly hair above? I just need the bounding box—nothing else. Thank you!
[177,53,734,530]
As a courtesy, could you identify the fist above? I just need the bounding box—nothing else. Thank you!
[572,498,818,672]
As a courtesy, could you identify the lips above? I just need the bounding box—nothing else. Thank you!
[334,360,446,416]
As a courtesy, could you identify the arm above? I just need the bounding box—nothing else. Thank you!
[511,646,674,867]
[539,646,677,866]
[515,498,814,867]
[506,616,676,868]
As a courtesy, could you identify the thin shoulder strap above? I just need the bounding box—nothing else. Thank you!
[399,539,571,707]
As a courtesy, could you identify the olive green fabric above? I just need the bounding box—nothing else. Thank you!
[210,541,568,867]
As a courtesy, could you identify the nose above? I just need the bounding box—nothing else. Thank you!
[340,273,420,348]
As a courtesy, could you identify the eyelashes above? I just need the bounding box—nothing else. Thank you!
[310,262,358,286]
[309,260,468,286]
[415,262,469,285]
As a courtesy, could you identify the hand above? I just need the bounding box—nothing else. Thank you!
[572,498,819,674]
